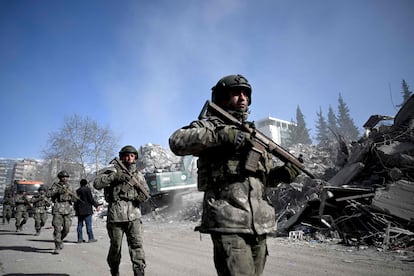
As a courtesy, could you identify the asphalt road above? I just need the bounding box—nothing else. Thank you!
[1,214,413,276]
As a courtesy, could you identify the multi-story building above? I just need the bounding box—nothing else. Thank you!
[0,158,18,197]
[255,116,296,147]
[12,159,47,181]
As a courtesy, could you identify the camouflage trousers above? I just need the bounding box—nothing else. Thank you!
[106,219,145,272]
[211,233,268,276]
[15,210,29,229]
[34,211,48,231]
[3,205,12,223]
[52,213,72,242]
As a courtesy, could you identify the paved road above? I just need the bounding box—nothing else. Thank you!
[1,214,413,275]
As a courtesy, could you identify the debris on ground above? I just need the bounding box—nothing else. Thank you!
[271,95,414,255]
[142,95,414,259]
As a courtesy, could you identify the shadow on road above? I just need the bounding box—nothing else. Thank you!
[0,245,51,254]
[27,239,54,243]
[3,273,69,276]
[0,230,34,236]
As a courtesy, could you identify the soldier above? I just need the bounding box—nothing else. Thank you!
[169,74,300,276]
[2,187,14,224]
[48,170,77,254]
[14,190,31,232]
[30,186,51,236]
[94,145,149,276]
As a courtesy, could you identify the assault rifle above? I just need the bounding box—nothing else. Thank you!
[198,100,316,179]
[54,182,82,202]
[110,157,151,201]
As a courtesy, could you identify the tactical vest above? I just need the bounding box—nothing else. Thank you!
[32,195,49,208]
[197,119,271,191]
[104,170,142,203]
[51,184,73,203]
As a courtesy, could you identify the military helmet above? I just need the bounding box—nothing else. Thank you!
[57,170,70,179]
[211,74,252,106]
[38,186,46,192]
[119,145,138,159]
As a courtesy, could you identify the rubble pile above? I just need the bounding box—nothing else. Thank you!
[140,96,414,252]
[138,143,181,173]
[273,95,414,251]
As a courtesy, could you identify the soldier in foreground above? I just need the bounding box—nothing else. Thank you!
[94,145,149,276]
[14,190,31,232]
[30,186,51,236]
[48,170,77,254]
[169,74,300,276]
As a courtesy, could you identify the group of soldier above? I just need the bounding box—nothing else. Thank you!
[2,185,51,235]
[2,170,97,256]
[2,74,302,276]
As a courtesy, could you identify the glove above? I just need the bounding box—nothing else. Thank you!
[217,126,249,149]
[285,163,301,179]
[110,171,131,183]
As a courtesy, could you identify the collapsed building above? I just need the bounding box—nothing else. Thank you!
[272,95,414,251]
[144,95,414,253]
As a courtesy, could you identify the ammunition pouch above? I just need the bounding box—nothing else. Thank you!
[245,146,264,172]
[198,157,242,191]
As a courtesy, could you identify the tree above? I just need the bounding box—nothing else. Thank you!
[42,114,119,177]
[399,79,413,106]
[327,105,338,141]
[336,93,360,141]
[315,107,330,146]
[288,106,312,145]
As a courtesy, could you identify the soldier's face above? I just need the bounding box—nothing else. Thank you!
[61,176,69,183]
[222,89,249,112]
[122,153,136,164]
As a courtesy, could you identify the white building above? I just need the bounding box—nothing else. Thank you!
[255,116,296,147]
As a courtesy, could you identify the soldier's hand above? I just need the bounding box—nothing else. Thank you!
[217,126,251,149]
[285,162,301,178]
[110,171,131,183]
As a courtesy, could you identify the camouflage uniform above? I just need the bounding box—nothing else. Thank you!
[169,74,299,276]
[14,192,31,232]
[30,188,51,235]
[94,156,149,276]
[2,194,14,224]
[48,179,77,253]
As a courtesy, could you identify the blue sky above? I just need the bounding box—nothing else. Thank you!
[1,0,413,159]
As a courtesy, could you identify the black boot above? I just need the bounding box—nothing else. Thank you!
[133,265,145,276]
[110,266,119,276]
[53,242,61,254]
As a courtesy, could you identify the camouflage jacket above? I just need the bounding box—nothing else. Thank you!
[169,116,299,235]
[31,194,51,213]
[48,181,76,215]
[93,163,149,223]
[2,196,14,207]
[14,194,31,213]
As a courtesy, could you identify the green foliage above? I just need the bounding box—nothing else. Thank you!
[399,79,413,107]
[287,106,312,145]
[315,107,330,146]
[327,105,338,140]
[336,94,360,141]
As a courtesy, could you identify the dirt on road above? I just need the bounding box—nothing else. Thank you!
[0,214,413,276]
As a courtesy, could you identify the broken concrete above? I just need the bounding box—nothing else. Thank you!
[272,94,414,252]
